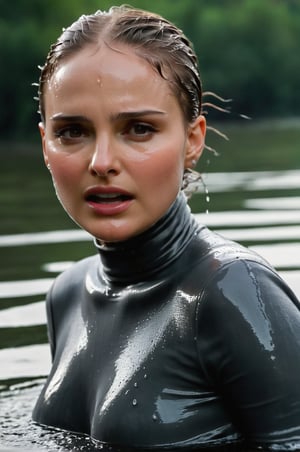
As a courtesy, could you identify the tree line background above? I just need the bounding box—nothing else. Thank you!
[1,0,300,142]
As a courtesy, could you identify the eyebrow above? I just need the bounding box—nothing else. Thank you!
[50,114,89,122]
[50,110,166,123]
[110,110,166,121]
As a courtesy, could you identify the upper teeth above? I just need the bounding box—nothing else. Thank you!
[94,193,120,198]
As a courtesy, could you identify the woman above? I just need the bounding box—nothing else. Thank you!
[33,5,300,451]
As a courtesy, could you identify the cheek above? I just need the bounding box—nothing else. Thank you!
[47,153,82,196]
[139,148,184,190]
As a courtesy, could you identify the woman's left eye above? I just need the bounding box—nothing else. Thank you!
[124,122,156,139]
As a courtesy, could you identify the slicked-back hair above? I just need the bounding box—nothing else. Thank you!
[38,5,202,125]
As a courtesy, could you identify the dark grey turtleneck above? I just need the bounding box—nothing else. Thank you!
[33,194,300,451]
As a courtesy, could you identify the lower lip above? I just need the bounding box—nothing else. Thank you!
[86,198,133,216]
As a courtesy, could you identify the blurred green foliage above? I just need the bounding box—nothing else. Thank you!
[1,0,300,140]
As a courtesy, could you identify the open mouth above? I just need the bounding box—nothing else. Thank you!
[86,193,133,204]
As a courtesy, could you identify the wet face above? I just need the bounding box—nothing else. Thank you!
[40,43,205,242]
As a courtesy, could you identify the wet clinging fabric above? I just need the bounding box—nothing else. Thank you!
[33,194,300,451]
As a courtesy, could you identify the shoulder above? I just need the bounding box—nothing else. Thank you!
[187,226,272,285]
[196,245,300,322]
[51,254,98,292]
[216,259,296,305]
[195,225,268,265]
[44,254,99,358]
[45,254,99,345]
[195,245,300,370]
[193,226,300,339]
[47,255,99,303]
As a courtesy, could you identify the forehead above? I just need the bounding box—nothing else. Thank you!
[48,43,171,99]
[43,42,184,120]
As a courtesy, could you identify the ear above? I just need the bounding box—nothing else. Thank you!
[39,122,49,168]
[184,115,206,169]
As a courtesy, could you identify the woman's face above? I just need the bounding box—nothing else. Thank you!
[41,43,205,242]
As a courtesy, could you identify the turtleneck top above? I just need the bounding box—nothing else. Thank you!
[33,194,300,451]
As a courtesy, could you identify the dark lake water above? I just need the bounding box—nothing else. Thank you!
[0,146,299,450]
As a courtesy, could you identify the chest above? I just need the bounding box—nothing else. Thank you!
[42,285,238,447]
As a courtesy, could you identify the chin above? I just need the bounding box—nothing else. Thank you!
[91,228,137,244]
[82,217,153,244]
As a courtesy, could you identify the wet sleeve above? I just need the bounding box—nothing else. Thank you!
[196,258,300,450]
[45,285,56,361]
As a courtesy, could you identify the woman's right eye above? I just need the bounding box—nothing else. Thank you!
[54,125,87,143]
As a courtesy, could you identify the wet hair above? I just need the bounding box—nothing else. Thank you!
[38,5,202,125]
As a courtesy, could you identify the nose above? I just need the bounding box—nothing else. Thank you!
[88,135,120,177]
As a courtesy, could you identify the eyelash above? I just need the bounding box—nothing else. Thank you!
[124,122,157,138]
[54,125,86,141]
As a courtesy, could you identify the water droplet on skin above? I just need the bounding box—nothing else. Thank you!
[143,374,147,379]
[134,382,138,388]
[132,398,137,406]
[152,414,158,421]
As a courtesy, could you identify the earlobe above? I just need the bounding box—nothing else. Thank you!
[184,115,206,169]
[38,122,49,168]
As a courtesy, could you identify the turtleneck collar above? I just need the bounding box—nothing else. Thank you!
[94,193,200,285]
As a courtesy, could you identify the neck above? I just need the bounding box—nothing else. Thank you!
[94,193,199,285]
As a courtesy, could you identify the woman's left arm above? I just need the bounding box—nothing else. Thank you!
[197,258,300,450]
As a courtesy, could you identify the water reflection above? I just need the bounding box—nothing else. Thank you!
[0,301,46,327]
[245,197,300,210]
[0,279,53,298]
[0,169,299,451]
[201,169,300,192]
[0,230,90,247]
[0,345,50,380]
